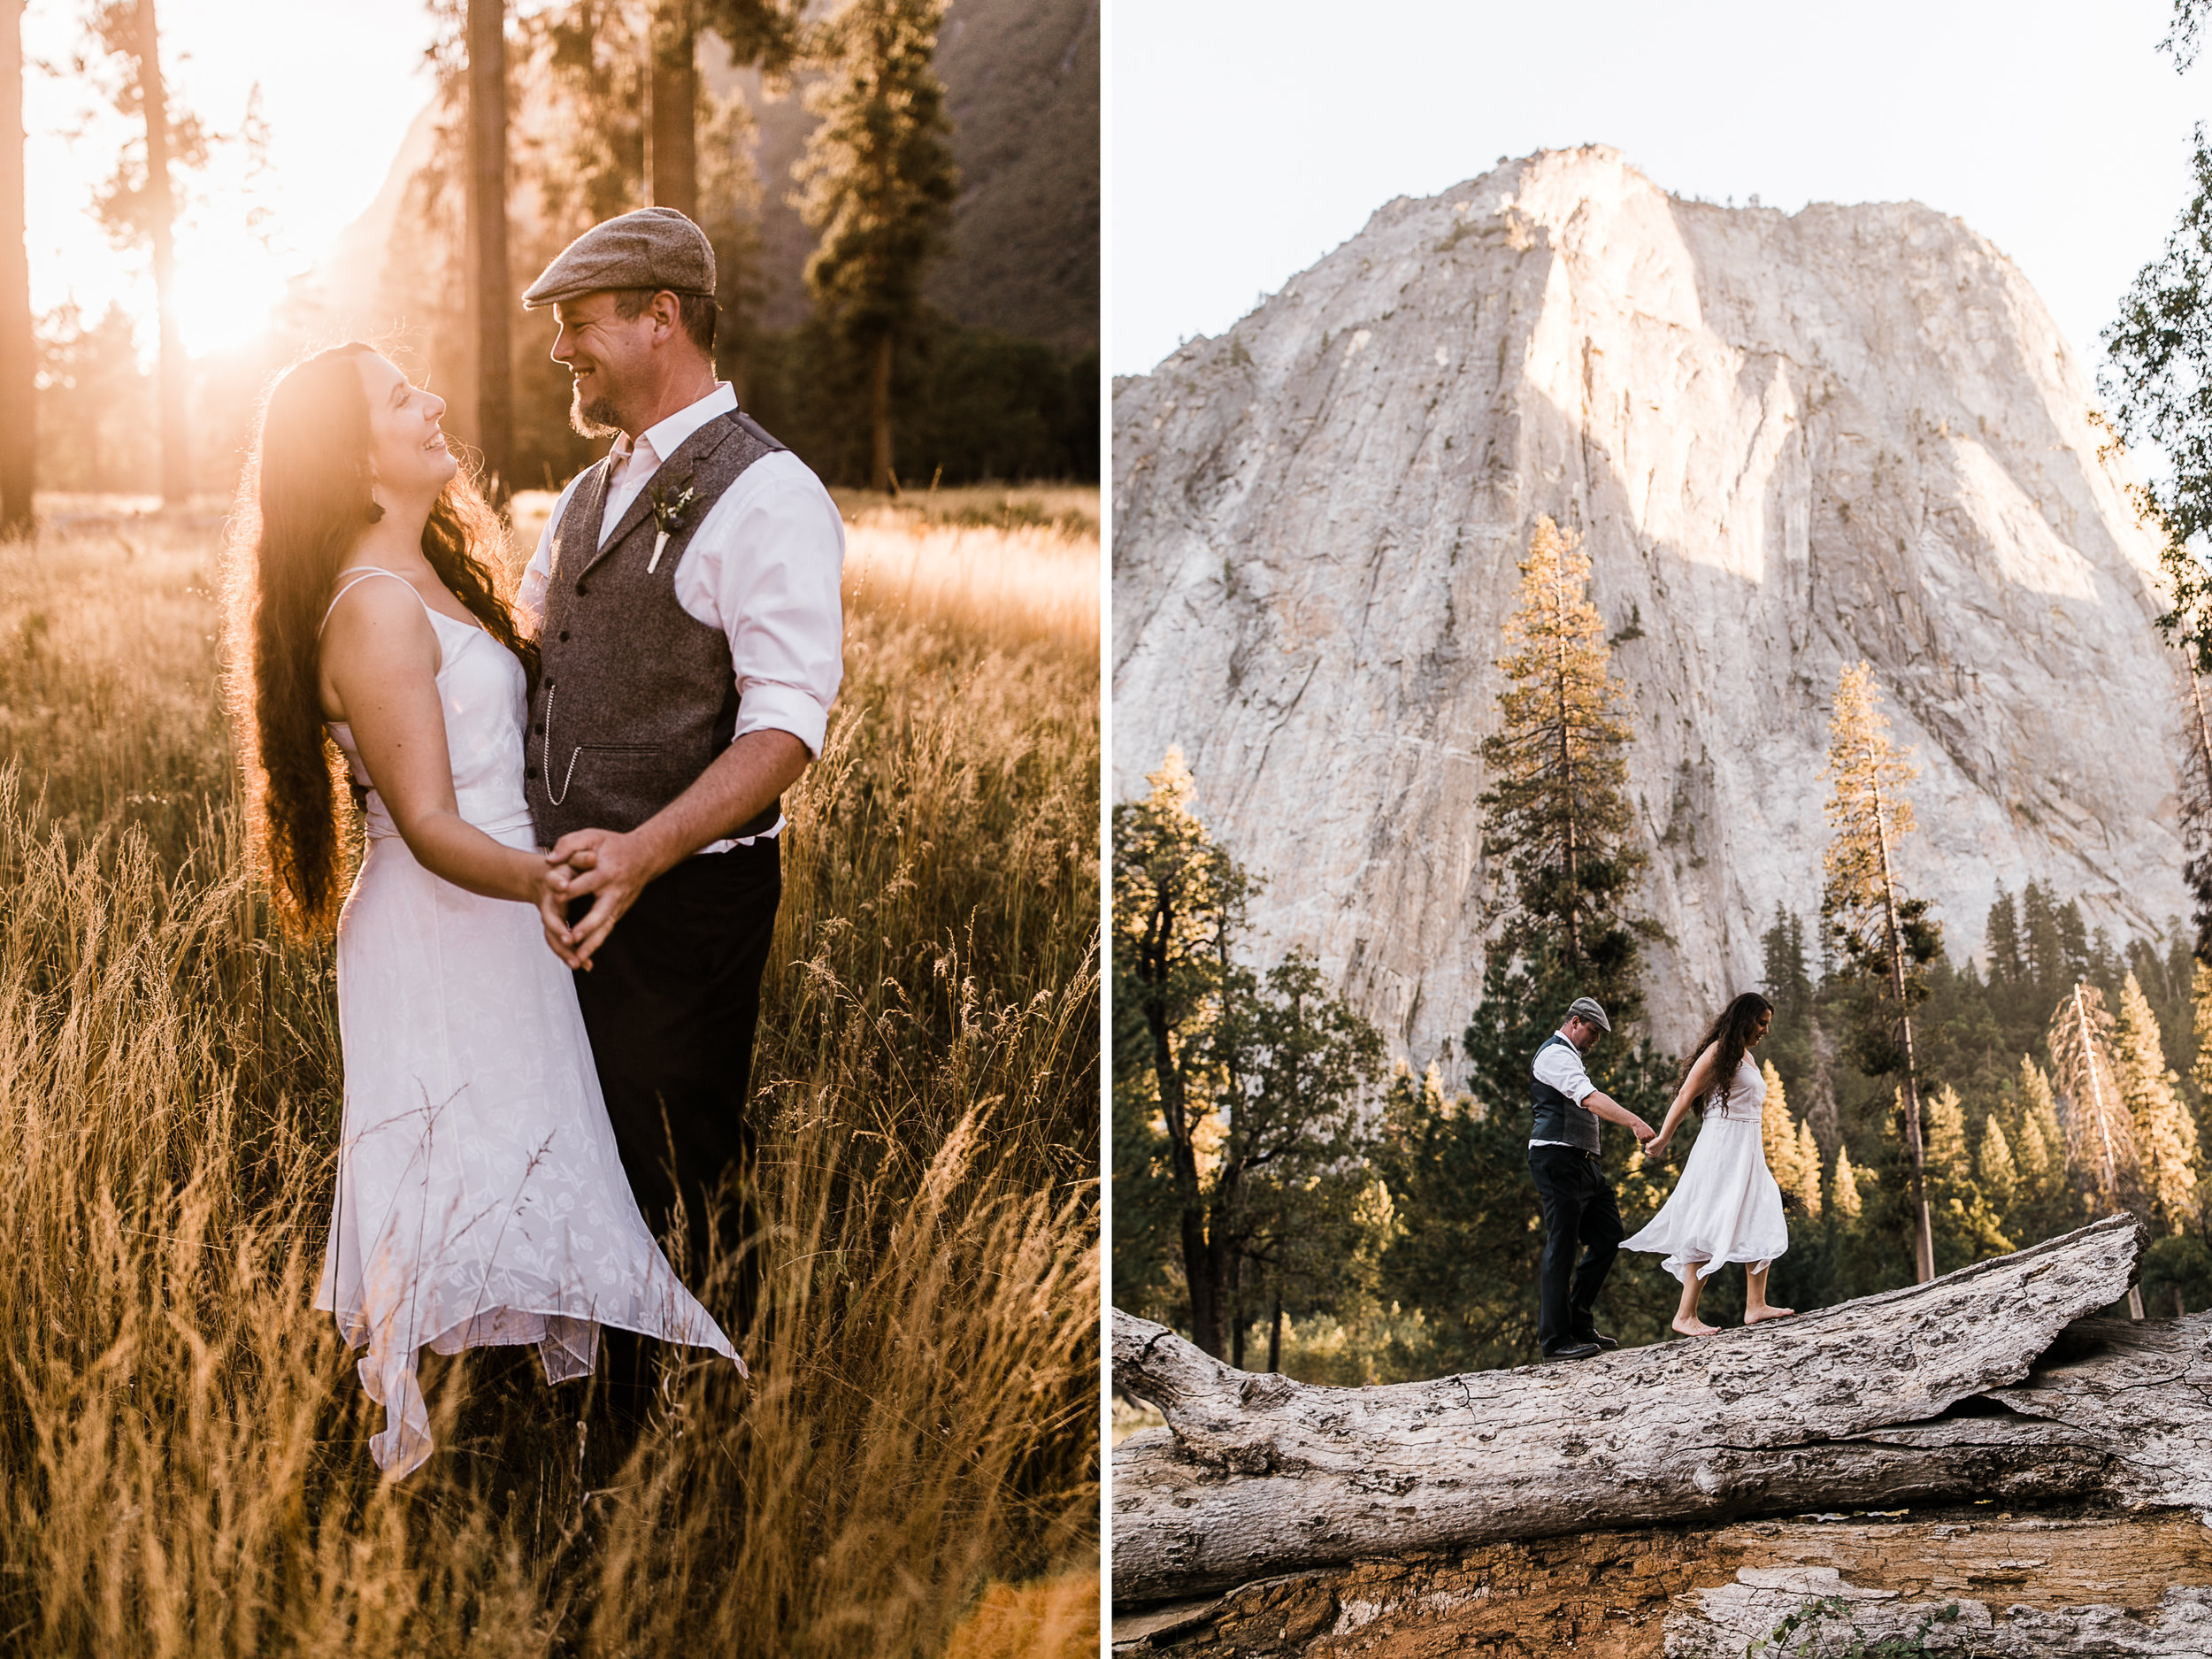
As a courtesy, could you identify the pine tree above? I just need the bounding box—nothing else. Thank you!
[649,2,797,214]
[2047,980,2147,1315]
[2180,668,2212,958]
[2049,981,2137,1210]
[2192,959,2212,1105]
[1986,887,2024,989]
[1795,1119,1823,1219]
[0,0,29,538]
[82,1,206,504]
[1770,1066,1805,1212]
[797,0,958,492]
[1833,1146,1863,1221]
[1111,749,1256,1356]
[1477,516,1653,1020]
[1979,1113,2020,1215]
[1924,1084,1968,1170]
[467,0,511,499]
[1820,660,1943,1282]
[1922,1083,2011,1266]
[2014,1089,2053,1187]
[2116,971,2199,1233]
[1762,1060,1819,1217]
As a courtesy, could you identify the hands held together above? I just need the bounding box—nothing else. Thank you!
[530,827,654,971]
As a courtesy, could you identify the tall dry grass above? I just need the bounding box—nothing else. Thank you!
[0,497,1101,1655]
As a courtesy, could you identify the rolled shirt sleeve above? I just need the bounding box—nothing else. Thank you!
[671,451,845,757]
[1531,1034,1597,1103]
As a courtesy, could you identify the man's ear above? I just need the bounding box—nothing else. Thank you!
[652,289,682,341]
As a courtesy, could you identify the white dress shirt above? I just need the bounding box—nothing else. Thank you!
[1529,1029,1600,1149]
[518,384,846,847]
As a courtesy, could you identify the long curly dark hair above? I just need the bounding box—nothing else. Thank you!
[225,343,536,936]
[1680,991,1774,1115]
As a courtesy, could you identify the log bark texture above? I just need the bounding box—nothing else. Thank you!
[1112,1216,2145,1601]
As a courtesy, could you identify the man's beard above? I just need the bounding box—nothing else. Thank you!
[569,378,623,440]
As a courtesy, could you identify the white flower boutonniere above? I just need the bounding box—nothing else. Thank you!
[645,472,701,573]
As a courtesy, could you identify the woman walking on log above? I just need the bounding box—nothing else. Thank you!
[1622,991,1794,1336]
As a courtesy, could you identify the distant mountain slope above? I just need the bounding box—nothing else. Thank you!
[1112,147,2191,1059]
[718,0,1098,352]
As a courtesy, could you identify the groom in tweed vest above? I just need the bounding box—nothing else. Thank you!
[1527,995,1656,1362]
[515,209,846,1375]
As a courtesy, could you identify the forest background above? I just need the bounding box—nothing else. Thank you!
[1112,521,2212,1388]
[1108,0,2212,1397]
[3,0,1099,518]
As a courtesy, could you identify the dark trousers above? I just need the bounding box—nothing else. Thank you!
[570,837,780,1419]
[1527,1143,1624,1354]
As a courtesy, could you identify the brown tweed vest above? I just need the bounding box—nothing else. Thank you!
[526,408,787,846]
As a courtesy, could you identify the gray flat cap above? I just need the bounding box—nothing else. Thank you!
[522,207,716,309]
[1566,996,1611,1033]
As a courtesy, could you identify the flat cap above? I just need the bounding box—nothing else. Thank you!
[522,207,717,310]
[1565,996,1611,1033]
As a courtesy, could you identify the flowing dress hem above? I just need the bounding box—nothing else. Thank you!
[314,1297,743,1368]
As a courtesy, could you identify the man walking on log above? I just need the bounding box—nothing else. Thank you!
[1528,996,1656,1361]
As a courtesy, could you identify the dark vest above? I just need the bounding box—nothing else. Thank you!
[526,408,787,847]
[1530,1032,1601,1153]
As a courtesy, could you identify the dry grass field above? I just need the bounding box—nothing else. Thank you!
[0,489,1101,1655]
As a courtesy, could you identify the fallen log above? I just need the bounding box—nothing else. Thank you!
[1110,1511,2212,1656]
[1111,1214,2144,1601]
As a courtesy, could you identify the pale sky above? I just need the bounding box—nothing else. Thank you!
[22,0,439,357]
[1110,0,2212,386]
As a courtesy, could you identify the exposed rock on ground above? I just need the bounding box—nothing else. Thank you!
[1111,145,2190,1057]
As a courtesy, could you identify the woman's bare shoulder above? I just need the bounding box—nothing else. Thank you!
[320,575,442,694]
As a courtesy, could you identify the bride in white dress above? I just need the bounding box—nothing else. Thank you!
[228,344,737,1477]
[1622,992,1794,1337]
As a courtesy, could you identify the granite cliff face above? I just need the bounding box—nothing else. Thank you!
[1111,147,2191,1059]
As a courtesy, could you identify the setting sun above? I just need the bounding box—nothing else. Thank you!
[20,0,433,365]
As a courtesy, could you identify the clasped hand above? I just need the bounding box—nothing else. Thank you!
[530,827,651,971]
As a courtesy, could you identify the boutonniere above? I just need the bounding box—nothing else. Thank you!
[645,472,700,573]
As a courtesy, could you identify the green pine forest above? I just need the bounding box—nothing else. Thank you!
[1112,515,2212,1386]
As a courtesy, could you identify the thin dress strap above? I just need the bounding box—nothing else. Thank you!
[319,567,433,637]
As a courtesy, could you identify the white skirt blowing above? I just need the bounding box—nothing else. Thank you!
[1621,1056,1790,1283]
[316,823,739,1478]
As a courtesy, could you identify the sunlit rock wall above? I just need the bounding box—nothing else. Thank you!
[1111,146,2190,1060]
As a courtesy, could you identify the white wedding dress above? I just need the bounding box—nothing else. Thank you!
[1621,1054,1790,1282]
[313,567,738,1478]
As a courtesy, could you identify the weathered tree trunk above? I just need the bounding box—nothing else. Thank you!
[1112,1215,2145,1601]
[136,0,187,506]
[0,0,31,539]
[1118,1512,2212,1657]
[466,0,511,502]
[646,1,697,217]
[871,330,895,494]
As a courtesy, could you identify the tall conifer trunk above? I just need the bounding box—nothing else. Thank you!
[646,2,697,216]
[0,0,31,538]
[136,0,187,505]
[1870,780,1934,1284]
[466,0,511,501]
[872,332,895,494]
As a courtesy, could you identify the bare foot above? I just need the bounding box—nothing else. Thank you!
[1743,1305,1795,1324]
[1671,1316,1721,1337]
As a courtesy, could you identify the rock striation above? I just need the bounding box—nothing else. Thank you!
[1112,146,2193,1058]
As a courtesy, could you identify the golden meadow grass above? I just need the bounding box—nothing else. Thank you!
[0,495,1101,1655]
